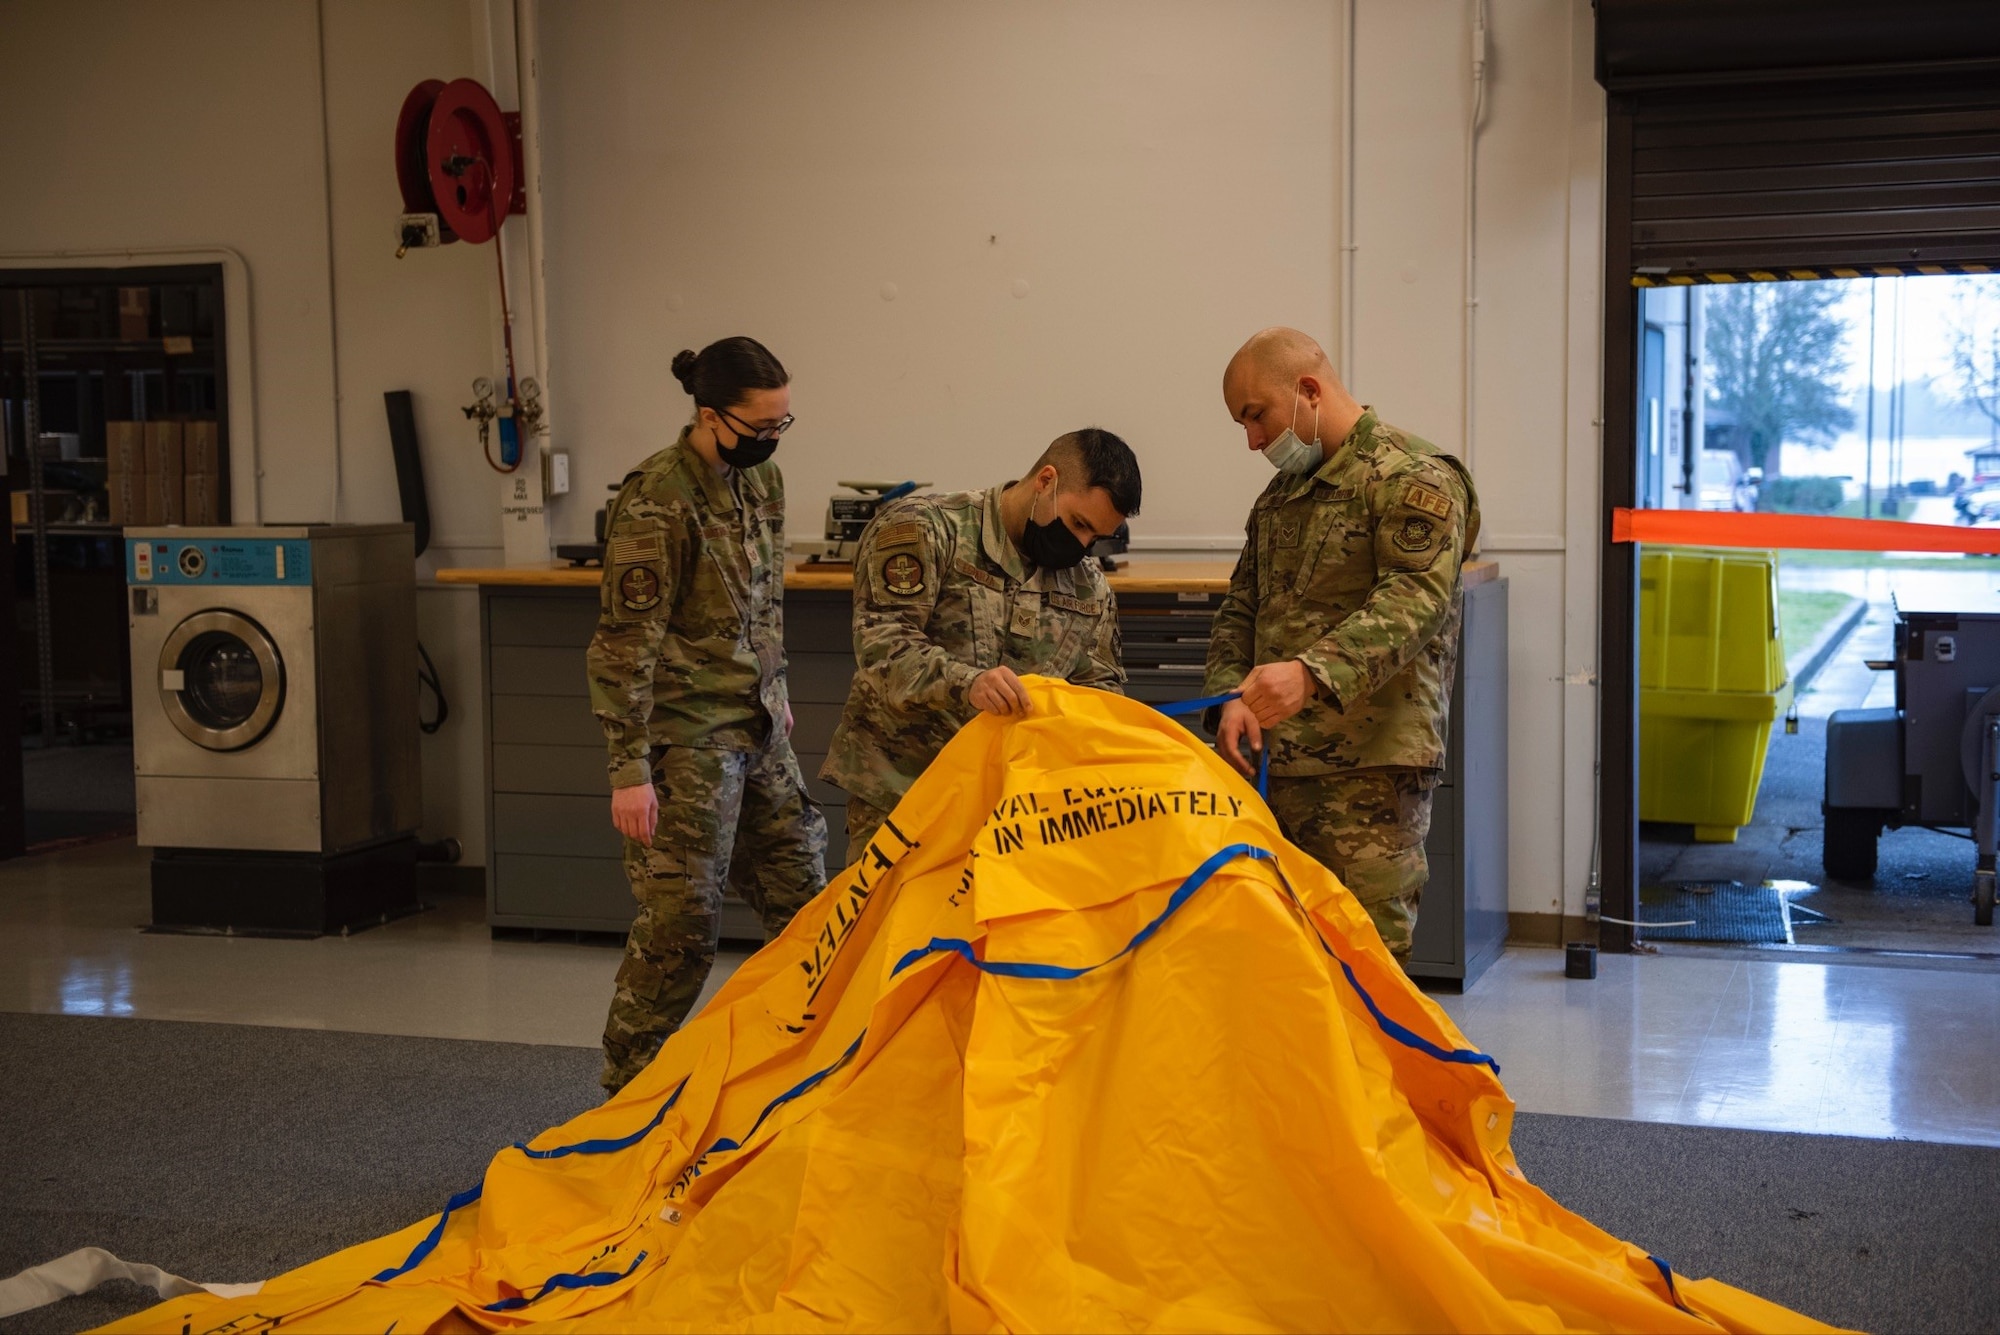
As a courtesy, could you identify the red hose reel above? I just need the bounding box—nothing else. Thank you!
[395,78,524,245]
[393,77,540,472]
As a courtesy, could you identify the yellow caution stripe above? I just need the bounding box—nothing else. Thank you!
[1634,262,1993,287]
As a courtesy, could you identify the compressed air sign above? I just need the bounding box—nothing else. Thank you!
[109,681,1831,1334]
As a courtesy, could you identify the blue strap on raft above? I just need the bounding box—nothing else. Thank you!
[1152,691,1269,797]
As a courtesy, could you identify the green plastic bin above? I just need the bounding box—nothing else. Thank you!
[1638,546,1791,842]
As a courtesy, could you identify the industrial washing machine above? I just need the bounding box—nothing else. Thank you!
[127,524,422,934]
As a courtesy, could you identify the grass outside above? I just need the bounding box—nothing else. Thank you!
[1778,548,2000,571]
[1778,588,1858,658]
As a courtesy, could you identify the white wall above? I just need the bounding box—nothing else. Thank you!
[7,0,1609,915]
[1348,0,1604,922]
[536,0,1339,547]
[537,0,1606,919]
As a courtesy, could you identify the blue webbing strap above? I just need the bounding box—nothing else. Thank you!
[890,842,1248,981]
[482,1249,651,1313]
[370,1181,485,1283]
[372,1080,692,1285]
[891,842,1499,1074]
[1151,691,1269,797]
[699,1029,867,1157]
[511,1076,689,1160]
[1649,1256,1696,1315]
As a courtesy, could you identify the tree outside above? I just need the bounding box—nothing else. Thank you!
[1702,282,1853,479]
[1947,278,2000,446]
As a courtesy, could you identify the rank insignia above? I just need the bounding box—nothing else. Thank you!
[618,564,663,611]
[1393,517,1436,553]
[1277,520,1301,548]
[882,552,925,596]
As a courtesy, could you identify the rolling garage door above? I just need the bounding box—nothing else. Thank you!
[1594,0,2000,946]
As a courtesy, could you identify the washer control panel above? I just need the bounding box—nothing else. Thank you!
[127,537,312,586]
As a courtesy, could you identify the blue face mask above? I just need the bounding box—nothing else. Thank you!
[1263,391,1322,475]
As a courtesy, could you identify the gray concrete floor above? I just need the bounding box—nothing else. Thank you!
[1641,583,2000,956]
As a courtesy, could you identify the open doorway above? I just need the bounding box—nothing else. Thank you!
[1593,9,2000,955]
[1633,273,2000,957]
[1,264,231,854]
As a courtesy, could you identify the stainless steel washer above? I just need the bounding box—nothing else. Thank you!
[127,525,421,933]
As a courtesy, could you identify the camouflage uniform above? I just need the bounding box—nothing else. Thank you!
[821,485,1126,834]
[1205,410,1479,959]
[588,427,827,1094]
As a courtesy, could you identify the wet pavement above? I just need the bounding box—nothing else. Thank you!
[1640,569,2000,957]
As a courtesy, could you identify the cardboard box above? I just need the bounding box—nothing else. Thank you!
[106,421,145,475]
[108,470,147,527]
[144,420,184,477]
[149,470,183,526]
[183,420,220,475]
[118,286,150,342]
[183,472,221,526]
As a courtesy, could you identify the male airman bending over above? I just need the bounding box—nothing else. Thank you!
[822,429,1143,854]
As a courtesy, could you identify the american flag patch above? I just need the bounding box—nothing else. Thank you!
[608,533,663,566]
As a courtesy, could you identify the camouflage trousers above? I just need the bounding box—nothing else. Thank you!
[1265,766,1436,962]
[601,736,828,1094]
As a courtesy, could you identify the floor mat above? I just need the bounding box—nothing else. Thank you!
[1638,880,1823,944]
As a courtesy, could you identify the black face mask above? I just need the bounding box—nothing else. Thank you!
[707,404,782,470]
[1019,475,1089,570]
[716,433,777,470]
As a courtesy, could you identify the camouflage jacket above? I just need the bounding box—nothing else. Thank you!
[1204,410,1479,777]
[586,427,788,787]
[820,485,1125,810]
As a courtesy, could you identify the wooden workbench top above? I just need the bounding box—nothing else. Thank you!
[434,557,1498,594]
[436,558,1241,593]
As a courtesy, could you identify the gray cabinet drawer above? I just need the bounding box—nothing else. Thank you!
[787,651,856,705]
[494,793,624,859]
[494,694,602,748]
[490,592,601,646]
[493,645,589,696]
[784,595,853,651]
[494,744,608,796]
[491,852,632,927]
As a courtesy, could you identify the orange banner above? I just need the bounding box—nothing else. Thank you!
[1610,507,2000,555]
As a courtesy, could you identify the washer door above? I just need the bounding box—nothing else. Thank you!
[158,610,286,751]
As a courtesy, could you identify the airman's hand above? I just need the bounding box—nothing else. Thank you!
[610,782,659,843]
[970,666,1033,716]
[1237,659,1316,728]
[1216,698,1264,779]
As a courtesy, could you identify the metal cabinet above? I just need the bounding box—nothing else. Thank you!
[1407,577,1509,990]
[479,576,1507,979]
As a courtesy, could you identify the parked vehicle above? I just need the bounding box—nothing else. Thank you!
[1697,450,1758,512]
[1824,598,2000,924]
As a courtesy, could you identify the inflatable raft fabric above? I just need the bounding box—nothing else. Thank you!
[103,678,1839,1334]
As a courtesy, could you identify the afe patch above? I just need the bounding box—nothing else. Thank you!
[1393,517,1437,553]
[618,563,664,611]
[881,552,926,597]
[1404,483,1453,520]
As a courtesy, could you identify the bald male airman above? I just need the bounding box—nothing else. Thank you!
[1204,328,1480,962]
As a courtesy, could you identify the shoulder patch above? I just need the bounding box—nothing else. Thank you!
[873,520,924,550]
[1404,483,1453,520]
[880,551,927,597]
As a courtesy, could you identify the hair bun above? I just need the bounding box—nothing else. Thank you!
[669,349,700,394]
